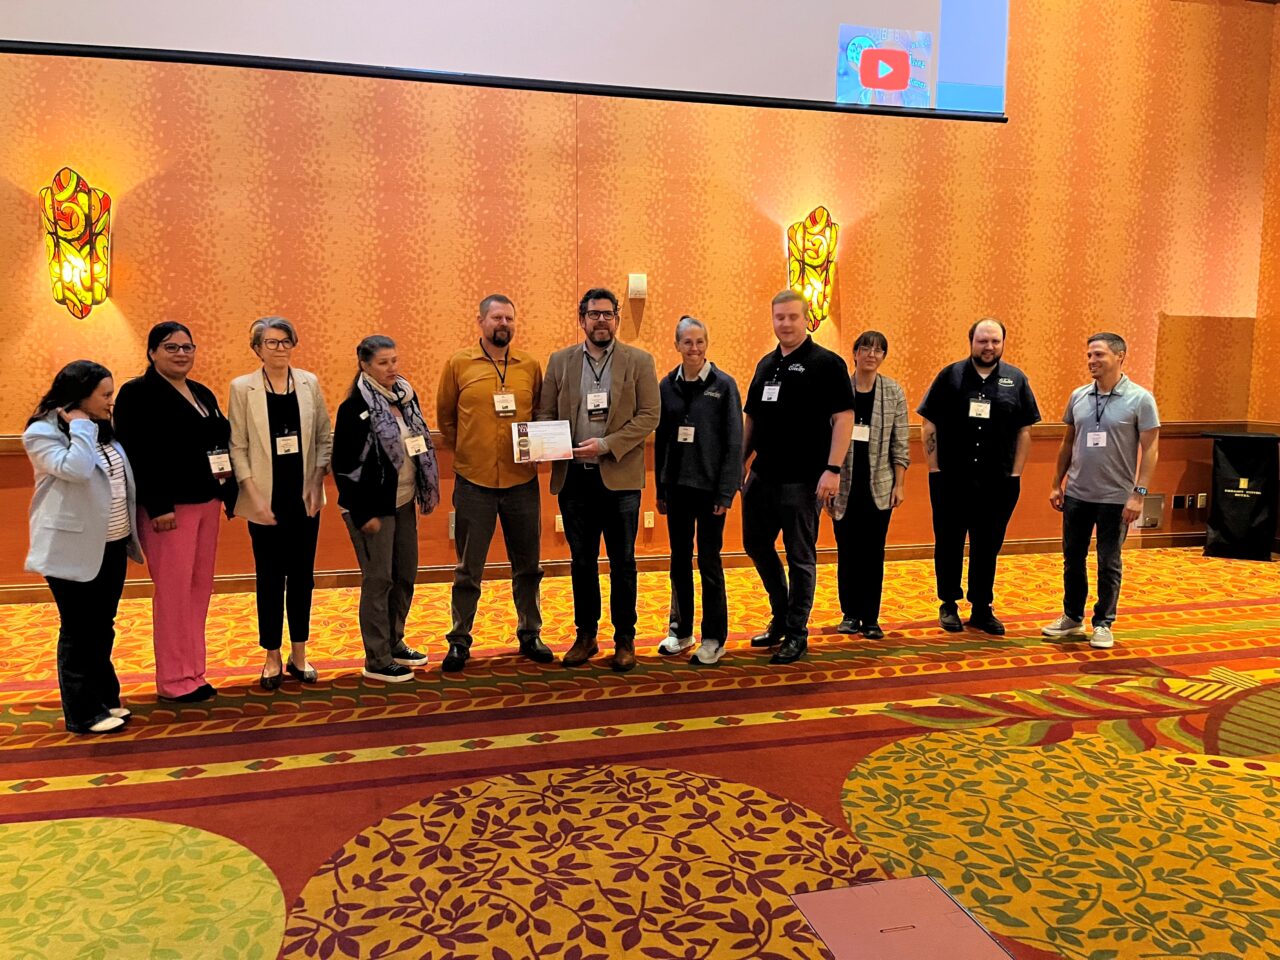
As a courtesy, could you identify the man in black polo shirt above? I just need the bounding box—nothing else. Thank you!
[919,318,1040,635]
[742,290,854,664]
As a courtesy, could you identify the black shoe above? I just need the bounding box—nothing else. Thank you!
[861,623,884,640]
[362,663,415,683]
[285,659,318,684]
[159,683,216,704]
[393,647,430,667]
[750,622,785,648]
[259,665,283,692]
[836,618,860,635]
[939,603,964,633]
[441,643,470,673]
[770,636,808,665]
[967,610,1006,635]
[518,636,555,664]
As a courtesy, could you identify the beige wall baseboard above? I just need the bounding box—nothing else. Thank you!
[0,531,1211,605]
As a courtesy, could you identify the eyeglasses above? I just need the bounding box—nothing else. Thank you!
[261,339,295,351]
[584,310,618,321]
[160,343,197,355]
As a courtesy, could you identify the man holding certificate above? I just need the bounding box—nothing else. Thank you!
[536,288,661,672]
[436,294,552,672]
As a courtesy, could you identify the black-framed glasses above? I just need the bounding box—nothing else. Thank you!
[160,343,197,355]
[261,339,295,351]
[585,310,618,321]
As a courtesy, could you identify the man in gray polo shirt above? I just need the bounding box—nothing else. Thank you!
[1043,333,1160,649]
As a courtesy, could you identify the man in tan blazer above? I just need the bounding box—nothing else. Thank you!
[536,287,660,672]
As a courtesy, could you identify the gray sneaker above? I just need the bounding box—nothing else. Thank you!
[1089,625,1115,649]
[1042,615,1085,638]
[690,638,726,666]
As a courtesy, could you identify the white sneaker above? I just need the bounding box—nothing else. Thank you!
[1089,625,1115,649]
[1042,615,1086,638]
[86,716,125,734]
[690,639,726,666]
[108,707,131,719]
[658,634,696,656]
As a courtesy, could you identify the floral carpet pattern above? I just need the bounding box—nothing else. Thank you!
[288,766,880,960]
[843,730,1280,960]
[0,548,1278,959]
[0,817,285,959]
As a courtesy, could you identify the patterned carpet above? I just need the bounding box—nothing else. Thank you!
[1,548,1278,959]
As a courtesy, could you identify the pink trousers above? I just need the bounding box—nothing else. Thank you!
[137,500,222,698]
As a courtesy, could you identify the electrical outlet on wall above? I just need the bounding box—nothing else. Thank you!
[644,511,655,529]
[554,514,564,533]
[1197,493,1208,508]
[448,510,456,540]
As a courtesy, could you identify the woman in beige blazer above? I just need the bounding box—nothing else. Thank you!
[228,317,333,690]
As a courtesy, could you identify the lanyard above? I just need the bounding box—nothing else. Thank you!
[584,346,613,387]
[480,340,510,388]
[262,368,293,396]
[1092,379,1119,427]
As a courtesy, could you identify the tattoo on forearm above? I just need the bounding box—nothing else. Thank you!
[925,435,936,455]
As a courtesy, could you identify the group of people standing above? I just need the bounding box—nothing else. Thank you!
[22,286,1159,735]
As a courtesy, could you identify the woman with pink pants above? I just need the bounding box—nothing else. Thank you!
[113,322,235,703]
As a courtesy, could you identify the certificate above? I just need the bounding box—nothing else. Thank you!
[512,420,574,462]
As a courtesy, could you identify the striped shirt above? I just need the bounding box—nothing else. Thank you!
[98,442,132,541]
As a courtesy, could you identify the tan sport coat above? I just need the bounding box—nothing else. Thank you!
[536,340,660,494]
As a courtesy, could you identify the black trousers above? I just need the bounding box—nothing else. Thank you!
[833,487,894,624]
[665,485,728,641]
[248,512,321,650]
[741,472,820,641]
[46,538,129,733]
[928,472,1020,610]
[558,465,641,641]
[1062,495,1129,626]
[447,476,544,648]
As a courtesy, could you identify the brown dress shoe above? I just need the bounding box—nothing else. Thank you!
[611,638,637,673]
[562,633,599,667]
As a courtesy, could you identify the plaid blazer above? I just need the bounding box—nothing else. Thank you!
[831,373,910,518]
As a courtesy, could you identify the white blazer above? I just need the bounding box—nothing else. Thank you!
[24,415,144,581]
[228,367,333,519]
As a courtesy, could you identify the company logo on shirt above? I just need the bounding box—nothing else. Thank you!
[788,363,807,373]
[705,389,723,398]
[998,377,1015,387]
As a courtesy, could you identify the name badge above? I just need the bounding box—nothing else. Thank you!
[762,382,781,402]
[493,392,517,417]
[852,423,871,443]
[969,399,991,419]
[275,433,300,455]
[1086,431,1108,448]
[677,425,695,443]
[207,449,232,478]
[405,434,428,457]
[587,391,609,422]
[110,477,127,500]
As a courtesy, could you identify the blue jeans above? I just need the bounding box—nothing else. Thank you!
[558,465,641,641]
[1062,495,1128,626]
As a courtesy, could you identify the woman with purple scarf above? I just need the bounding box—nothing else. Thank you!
[333,335,440,682]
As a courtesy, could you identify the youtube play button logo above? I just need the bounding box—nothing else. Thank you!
[859,48,910,92]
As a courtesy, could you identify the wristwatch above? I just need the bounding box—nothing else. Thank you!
[1133,486,1147,496]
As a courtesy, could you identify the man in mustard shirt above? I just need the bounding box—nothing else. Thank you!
[436,294,551,672]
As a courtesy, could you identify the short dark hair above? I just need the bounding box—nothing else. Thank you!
[479,294,514,317]
[1088,332,1127,355]
[853,330,889,356]
[968,317,1006,342]
[578,288,619,316]
[146,321,193,366]
[28,359,115,440]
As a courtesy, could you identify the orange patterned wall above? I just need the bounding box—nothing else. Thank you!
[0,0,1273,436]
[1254,5,1280,425]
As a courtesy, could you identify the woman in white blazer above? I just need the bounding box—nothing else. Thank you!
[228,317,332,690]
[24,361,144,734]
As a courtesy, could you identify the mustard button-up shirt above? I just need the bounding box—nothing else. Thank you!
[436,342,543,489]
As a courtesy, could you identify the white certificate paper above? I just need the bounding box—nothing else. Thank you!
[512,420,574,462]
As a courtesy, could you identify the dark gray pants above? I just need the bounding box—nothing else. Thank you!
[1062,495,1128,627]
[447,476,544,648]
[741,472,820,641]
[343,502,418,670]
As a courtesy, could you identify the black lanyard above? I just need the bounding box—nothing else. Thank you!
[262,368,293,395]
[480,340,510,389]
[1092,380,1119,427]
[584,346,613,388]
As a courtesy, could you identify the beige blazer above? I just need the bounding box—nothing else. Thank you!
[536,340,660,494]
[228,367,333,519]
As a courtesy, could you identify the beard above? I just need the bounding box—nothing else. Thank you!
[971,348,1002,368]
[490,328,511,347]
[590,326,615,344]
